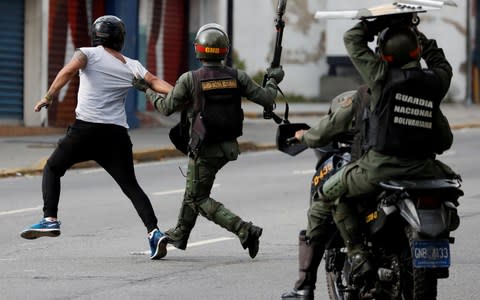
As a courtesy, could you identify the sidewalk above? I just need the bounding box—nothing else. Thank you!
[1,102,479,178]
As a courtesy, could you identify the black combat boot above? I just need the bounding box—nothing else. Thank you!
[241,222,263,259]
[165,202,198,250]
[196,197,263,258]
[333,202,373,284]
[349,251,374,285]
[281,230,324,299]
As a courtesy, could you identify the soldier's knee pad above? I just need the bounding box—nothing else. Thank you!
[196,197,222,220]
[321,168,348,201]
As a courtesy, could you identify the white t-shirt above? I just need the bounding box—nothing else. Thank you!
[76,46,148,128]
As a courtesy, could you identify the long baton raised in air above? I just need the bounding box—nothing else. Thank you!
[262,0,288,124]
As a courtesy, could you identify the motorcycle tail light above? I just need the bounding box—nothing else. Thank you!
[416,195,442,209]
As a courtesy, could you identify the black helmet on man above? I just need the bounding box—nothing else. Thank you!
[194,23,229,61]
[377,26,421,67]
[91,15,125,51]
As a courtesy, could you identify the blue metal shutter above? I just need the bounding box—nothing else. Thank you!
[0,0,24,121]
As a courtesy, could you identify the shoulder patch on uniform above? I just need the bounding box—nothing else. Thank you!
[340,96,353,108]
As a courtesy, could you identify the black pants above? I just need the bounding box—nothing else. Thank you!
[42,119,158,232]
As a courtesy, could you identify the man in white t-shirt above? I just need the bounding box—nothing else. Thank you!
[20,15,173,260]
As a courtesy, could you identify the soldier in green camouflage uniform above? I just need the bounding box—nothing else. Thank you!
[282,86,371,299]
[134,23,284,259]
[317,19,458,279]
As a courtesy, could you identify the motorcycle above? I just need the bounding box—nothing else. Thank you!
[279,127,463,300]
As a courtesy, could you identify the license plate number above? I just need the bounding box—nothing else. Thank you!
[412,239,450,268]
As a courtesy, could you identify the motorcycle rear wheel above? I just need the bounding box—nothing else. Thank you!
[400,226,438,300]
[326,271,344,300]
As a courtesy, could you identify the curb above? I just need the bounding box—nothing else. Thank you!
[450,123,480,130]
[1,122,479,179]
[0,142,277,178]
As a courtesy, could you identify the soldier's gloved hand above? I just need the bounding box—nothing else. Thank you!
[132,76,151,92]
[155,93,166,102]
[414,27,427,45]
[362,17,390,41]
[262,101,277,119]
[267,66,285,84]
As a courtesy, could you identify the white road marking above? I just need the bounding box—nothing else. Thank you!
[0,206,42,216]
[0,184,220,216]
[79,167,105,174]
[130,236,235,256]
[152,183,220,196]
[440,149,456,156]
[152,188,185,196]
[293,169,315,175]
[80,159,188,174]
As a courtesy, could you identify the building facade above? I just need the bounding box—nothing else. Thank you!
[0,0,478,128]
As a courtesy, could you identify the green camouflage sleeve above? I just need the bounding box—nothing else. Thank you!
[343,22,387,106]
[301,93,357,148]
[237,69,276,110]
[146,72,193,116]
[418,32,453,97]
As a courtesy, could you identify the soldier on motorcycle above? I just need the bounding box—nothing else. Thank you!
[315,18,459,286]
[281,86,371,299]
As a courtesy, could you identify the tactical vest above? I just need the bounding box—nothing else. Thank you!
[368,68,443,158]
[191,66,243,143]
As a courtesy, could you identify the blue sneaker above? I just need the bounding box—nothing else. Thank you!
[149,229,168,260]
[20,219,61,240]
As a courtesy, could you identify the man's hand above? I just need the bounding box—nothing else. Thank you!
[132,76,151,92]
[34,96,52,112]
[294,129,306,141]
[285,130,305,145]
[267,66,285,84]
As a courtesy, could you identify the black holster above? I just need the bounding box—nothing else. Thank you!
[188,113,206,159]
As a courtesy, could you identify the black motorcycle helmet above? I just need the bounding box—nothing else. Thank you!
[377,26,421,67]
[91,15,126,51]
[194,23,230,61]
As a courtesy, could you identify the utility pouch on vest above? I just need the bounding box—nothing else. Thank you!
[188,113,207,159]
[169,110,190,155]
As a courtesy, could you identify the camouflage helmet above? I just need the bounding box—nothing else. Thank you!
[194,23,230,61]
[377,26,421,67]
[91,15,126,51]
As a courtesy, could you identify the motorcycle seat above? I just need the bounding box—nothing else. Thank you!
[378,178,461,191]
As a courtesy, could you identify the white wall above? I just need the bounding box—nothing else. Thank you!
[24,0,49,126]
[233,0,468,102]
[233,0,327,98]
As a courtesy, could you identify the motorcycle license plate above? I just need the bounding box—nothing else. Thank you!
[412,239,450,268]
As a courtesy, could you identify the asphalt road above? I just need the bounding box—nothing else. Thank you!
[0,128,479,300]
